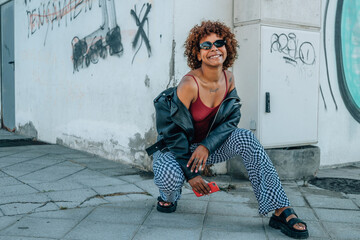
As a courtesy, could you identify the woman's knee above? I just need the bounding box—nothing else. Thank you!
[233,128,257,143]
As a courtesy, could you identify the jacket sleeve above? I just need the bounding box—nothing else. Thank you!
[200,100,241,154]
[155,94,200,181]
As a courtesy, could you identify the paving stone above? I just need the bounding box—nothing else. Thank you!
[0,216,21,231]
[0,236,55,240]
[33,202,60,213]
[3,152,47,159]
[0,184,38,197]
[207,202,259,217]
[127,193,154,201]
[1,203,44,216]
[0,192,50,205]
[92,183,144,196]
[64,221,138,240]
[181,192,211,202]
[98,167,140,177]
[313,208,360,223]
[305,195,359,209]
[0,171,7,178]
[103,195,132,204]
[323,221,360,239]
[83,206,150,224]
[201,229,267,240]
[29,179,85,192]
[287,194,307,207]
[0,157,30,168]
[209,191,257,203]
[347,194,360,208]
[134,226,201,240]
[18,163,85,183]
[106,199,155,209]
[73,175,127,188]
[46,188,98,209]
[119,174,148,183]
[134,179,159,197]
[28,207,94,220]
[143,210,204,229]
[204,215,264,233]
[78,197,108,207]
[0,177,23,187]
[1,162,55,178]
[1,217,79,239]
[176,199,208,214]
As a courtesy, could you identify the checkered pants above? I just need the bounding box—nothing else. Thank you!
[153,128,290,215]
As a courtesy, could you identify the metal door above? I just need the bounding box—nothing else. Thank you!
[1,1,15,130]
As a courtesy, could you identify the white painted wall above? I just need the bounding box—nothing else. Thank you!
[316,0,360,167]
[12,0,360,171]
[14,0,232,171]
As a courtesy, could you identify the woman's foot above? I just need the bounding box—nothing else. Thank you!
[157,196,177,213]
[275,207,306,231]
[270,207,309,239]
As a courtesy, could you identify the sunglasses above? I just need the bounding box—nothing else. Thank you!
[199,39,226,50]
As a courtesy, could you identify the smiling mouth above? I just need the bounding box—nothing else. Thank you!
[209,54,222,59]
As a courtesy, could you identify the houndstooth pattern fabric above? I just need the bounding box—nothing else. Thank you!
[153,128,290,215]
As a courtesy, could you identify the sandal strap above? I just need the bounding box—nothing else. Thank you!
[288,218,307,228]
[280,208,298,220]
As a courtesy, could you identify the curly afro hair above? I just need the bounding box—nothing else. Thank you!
[184,20,238,70]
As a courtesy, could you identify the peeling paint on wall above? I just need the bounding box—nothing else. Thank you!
[16,121,38,139]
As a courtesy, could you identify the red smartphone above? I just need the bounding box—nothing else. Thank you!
[193,181,220,197]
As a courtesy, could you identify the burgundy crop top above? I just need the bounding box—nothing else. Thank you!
[187,71,228,143]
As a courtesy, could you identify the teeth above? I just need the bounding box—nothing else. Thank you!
[209,55,221,59]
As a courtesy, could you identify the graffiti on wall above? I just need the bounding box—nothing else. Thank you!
[72,2,152,71]
[71,0,123,72]
[130,3,152,64]
[25,1,153,72]
[25,0,94,46]
[270,33,316,67]
[335,0,360,122]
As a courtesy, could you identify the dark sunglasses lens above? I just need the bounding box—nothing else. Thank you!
[214,40,225,47]
[200,41,212,49]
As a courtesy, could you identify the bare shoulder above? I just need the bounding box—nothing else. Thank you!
[177,73,198,108]
[225,70,236,90]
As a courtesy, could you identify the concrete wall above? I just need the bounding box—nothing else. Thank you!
[317,0,360,167]
[14,0,233,171]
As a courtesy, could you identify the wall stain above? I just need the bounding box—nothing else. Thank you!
[16,121,38,139]
[144,75,150,87]
[167,39,177,88]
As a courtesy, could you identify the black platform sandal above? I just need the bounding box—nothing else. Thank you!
[156,196,177,213]
[269,208,309,239]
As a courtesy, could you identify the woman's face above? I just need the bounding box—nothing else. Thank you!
[197,33,227,68]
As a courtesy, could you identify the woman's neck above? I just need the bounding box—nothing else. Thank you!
[199,65,223,83]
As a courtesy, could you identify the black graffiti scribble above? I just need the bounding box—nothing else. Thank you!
[130,3,152,64]
[71,0,123,72]
[270,33,316,66]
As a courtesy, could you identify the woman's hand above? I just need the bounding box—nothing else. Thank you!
[188,176,211,196]
[187,145,209,173]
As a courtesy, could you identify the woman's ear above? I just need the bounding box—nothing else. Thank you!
[197,52,202,62]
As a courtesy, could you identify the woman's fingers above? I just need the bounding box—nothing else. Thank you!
[187,155,195,168]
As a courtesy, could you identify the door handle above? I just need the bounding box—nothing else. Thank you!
[265,92,271,113]
[8,61,14,64]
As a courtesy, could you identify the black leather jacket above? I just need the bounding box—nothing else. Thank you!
[146,87,242,181]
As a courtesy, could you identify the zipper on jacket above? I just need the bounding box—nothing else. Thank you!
[205,96,239,138]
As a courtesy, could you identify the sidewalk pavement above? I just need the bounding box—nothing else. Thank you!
[0,130,359,240]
